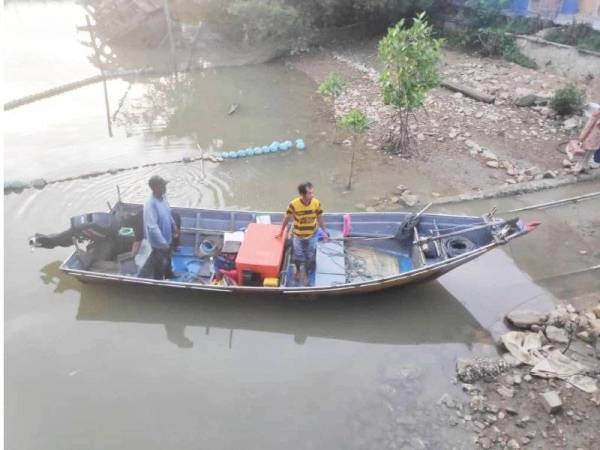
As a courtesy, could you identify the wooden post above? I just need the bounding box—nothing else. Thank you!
[85,15,113,138]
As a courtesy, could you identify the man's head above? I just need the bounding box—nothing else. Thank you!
[297,182,314,203]
[148,175,168,198]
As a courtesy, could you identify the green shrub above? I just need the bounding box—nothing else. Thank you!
[477,28,538,68]
[339,109,369,133]
[578,31,600,52]
[550,85,585,116]
[318,72,345,98]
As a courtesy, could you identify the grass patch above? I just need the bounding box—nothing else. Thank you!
[317,72,345,98]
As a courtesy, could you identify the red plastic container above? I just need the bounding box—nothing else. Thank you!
[235,223,285,285]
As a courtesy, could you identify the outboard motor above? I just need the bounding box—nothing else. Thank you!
[30,212,120,249]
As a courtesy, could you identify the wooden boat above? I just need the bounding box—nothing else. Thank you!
[36,201,539,296]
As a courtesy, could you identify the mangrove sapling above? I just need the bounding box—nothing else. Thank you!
[378,13,442,155]
[339,109,369,190]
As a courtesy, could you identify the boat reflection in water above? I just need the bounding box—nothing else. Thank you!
[41,261,492,349]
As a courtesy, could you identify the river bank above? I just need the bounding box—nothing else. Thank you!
[287,37,599,205]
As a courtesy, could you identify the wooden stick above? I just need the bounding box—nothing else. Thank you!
[441,80,495,104]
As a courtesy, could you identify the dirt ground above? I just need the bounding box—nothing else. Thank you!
[287,37,599,196]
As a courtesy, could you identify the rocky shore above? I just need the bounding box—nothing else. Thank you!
[445,302,600,449]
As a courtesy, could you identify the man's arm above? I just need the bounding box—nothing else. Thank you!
[317,215,329,240]
[277,214,292,238]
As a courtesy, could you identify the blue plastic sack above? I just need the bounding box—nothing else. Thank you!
[295,139,305,150]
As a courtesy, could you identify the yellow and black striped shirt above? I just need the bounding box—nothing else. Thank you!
[286,197,323,238]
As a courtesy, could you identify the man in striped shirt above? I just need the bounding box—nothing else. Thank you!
[277,182,329,286]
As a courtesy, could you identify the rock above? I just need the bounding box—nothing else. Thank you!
[417,133,425,141]
[506,310,547,329]
[547,306,569,326]
[524,166,539,176]
[182,156,192,163]
[540,391,562,414]
[395,184,408,194]
[562,117,580,130]
[502,353,522,367]
[474,420,486,430]
[515,94,546,107]
[543,170,557,179]
[577,330,593,342]
[524,374,532,382]
[342,139,352,146]
[507,438,520,449]
[505,405,518,415]
[587,318,600,334]
[354,203,366,211]
[400,192,419,208]
[562,159,573,168]
[453,92,463,99]
[479,437,492,449]
[465,140,481,152]
[389,195,401,204]
[486,161,500,168]
[30,178,47,189]
[486,403,499,414]
[437,393,456,408]
[496,385,515,399]
[481,149,498,161]
[592,304,600,319]
[515,87,534,98]
[545,325,569,344]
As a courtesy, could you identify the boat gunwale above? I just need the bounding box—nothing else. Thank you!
[59,240,499,295]
[58,205,528,295]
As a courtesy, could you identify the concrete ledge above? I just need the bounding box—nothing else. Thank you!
[433,171,600,206]
[508,33,600,58]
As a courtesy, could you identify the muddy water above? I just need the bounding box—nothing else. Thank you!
[4,2,600,450]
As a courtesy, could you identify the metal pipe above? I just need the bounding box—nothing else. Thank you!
[505,191,600,213]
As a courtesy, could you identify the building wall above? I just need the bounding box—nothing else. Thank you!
[505,0,600,28]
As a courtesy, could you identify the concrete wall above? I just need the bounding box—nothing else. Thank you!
[515,34,600,99]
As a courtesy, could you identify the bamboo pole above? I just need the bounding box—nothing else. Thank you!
[85,15,113,138]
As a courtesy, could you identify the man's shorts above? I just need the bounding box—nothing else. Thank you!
[292,234,317,269]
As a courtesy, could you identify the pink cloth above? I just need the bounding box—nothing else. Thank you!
[566,110,600,158]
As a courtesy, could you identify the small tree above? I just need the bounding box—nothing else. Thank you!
[340,109,369,190]
[378,13,442,154]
